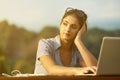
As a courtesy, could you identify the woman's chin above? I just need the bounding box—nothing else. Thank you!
[62,37,72,42]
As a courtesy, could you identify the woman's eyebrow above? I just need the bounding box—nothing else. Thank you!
[63,19,69,23]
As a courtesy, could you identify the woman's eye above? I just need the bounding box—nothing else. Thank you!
[63,22,67,26]
[71,25,77,29]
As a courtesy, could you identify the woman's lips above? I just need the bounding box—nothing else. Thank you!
[64,32,71,37]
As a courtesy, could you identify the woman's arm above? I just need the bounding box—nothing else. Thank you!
[39,55,96,76]
[74,23,97,66]
[40,55,80,76]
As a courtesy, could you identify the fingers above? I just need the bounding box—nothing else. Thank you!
[85,22,87,32]
[79,22,87,37]
[88,67,96,74]
[75,66,97,75]
[92,66,97,72]
[75,22,87,40]
[83,66,97,74]
[81,22,87,31]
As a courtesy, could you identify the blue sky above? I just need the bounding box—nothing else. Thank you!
[0,0,120,32]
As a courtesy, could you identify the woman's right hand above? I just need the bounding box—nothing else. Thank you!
[75,66,97,75]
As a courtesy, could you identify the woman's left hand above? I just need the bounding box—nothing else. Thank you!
[75,22,87,41]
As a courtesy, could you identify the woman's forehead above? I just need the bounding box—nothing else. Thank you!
[63,15,79,25]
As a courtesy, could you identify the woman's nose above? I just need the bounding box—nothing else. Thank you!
[65,25,71,32]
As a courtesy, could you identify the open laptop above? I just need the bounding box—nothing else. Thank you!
[96,37,120,76]
[81,37,120,76]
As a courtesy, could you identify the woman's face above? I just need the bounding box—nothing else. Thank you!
[60,15,81,42]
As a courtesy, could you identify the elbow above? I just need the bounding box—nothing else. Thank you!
[86,59,97,67]
[93,58,97,66]
[91,60,97,66]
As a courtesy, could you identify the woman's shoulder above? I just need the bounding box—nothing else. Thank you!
[38,36,56,44]
[38,35,60,47]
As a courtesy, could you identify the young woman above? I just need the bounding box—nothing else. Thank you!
[34,7,97,76]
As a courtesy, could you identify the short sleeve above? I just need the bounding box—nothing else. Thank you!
[36,39,52,60]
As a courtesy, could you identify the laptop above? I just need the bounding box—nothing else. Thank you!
[80,37,120,76]
[96,37,120,76]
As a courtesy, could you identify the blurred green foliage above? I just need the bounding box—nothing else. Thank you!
[0,20,120,75]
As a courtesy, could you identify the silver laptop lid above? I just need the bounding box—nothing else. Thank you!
[97,37,120,75]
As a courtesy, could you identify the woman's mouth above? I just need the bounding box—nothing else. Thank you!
[64,32,70,36]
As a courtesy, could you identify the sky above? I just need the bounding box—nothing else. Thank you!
[0,0,120,32]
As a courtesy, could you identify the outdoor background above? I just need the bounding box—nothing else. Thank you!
[0,0,120,75]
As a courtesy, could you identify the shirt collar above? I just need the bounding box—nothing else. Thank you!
[54,35,78,51]
[54,35,61,50]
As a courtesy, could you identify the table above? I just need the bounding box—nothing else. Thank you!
[0,76,120,80]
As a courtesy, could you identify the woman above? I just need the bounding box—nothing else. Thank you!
[34,7,97,76]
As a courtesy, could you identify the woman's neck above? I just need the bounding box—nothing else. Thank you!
[60,39,73,50]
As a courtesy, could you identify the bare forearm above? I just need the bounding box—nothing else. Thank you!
[40,56,79,76]
[47,65,77,76]
[40,55,96,76]
[75,39,97,66]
